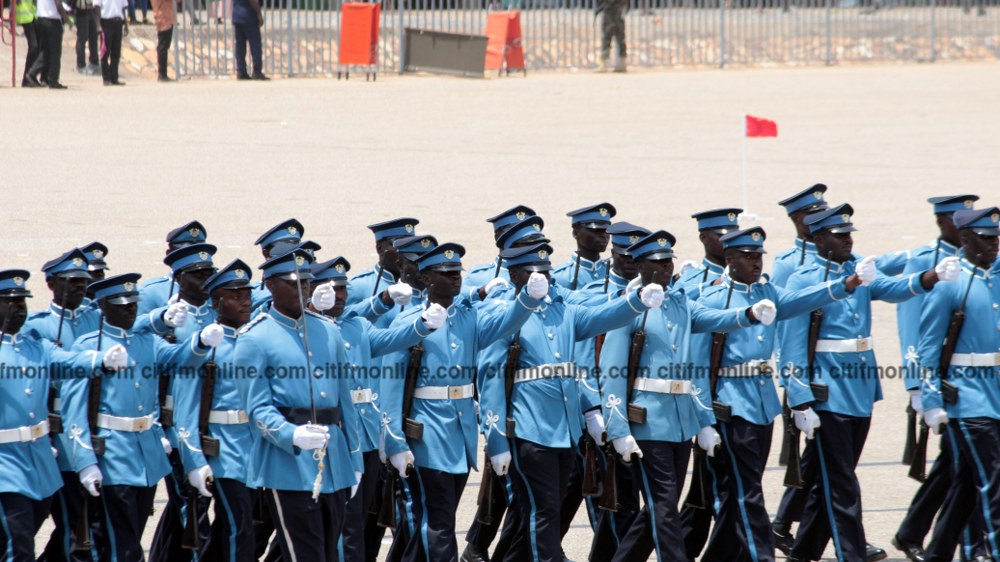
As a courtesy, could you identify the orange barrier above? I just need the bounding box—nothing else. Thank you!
[338,2,379,80]
[484,11,524,77]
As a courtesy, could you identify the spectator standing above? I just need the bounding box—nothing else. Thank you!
[28,0,71,89]
[75,0,101,75]
[96,0,128,85]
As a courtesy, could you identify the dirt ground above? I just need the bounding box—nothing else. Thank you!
[4,59,1000,560]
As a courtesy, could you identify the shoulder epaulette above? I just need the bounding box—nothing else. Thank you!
[239,313,269,334]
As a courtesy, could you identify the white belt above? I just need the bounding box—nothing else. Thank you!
[951,352,1000,367]
[633,378,692,395]
[413,384,474,400]
[0,420,50,444]
[351,389,374,404]
[52,398,62,411]
[96,413,155,432]
[163,395,174,409]
[207,410,249,424]
[718,359,774,378]
[513,362,576,384]
[815,337,874,353]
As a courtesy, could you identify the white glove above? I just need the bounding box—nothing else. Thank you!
[856,256,878,286]
[490,451,512,476]
[292,424,330,451]
[103,344,129,370]
[482,277,510,297]
[924,407,949,435]
[311,281,337,311]
[934,256,961,283]
[639,284,665,309]
[750,299,777,326]
[908,389,923,414]
[163,301,189,328]
[199,323,224,348]
[162,436,173,455]
[792,408,822,440]
[351,470,362,499]
[421,303,447,331]
[187,465,214,498]
[625,276,643,294]
[52,446,59,459]
[697,426,722,457]
[678,259,700,277]
[612,435,643,460]
[389,451,415,476]
[167,292,180,306]
[585,410,606,445]
[387,282,413,306]
[79,464,103,497]
[525,272,549,299]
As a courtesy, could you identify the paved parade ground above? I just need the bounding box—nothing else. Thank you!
[5,60,1000,560]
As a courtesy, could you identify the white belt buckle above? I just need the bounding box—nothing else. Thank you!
[671,381,686,394]
[237,411,248,424]
[449,386,463,399]
[31,422,45,440]
[135,417,150,432]
[352,390,366,403]
[856,338,871,352]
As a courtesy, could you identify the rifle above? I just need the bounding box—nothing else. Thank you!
[371,264,385,297]
[597,437,619,511]
[198,348,220,458]
[76,317,106,552]
[181,486,202,550]
[909,260,979,481]
[379,343,425,528]
[625,312,648,424]
[475,332,521,525]
[902,403,917,465]
[783,254,832,490]
[476,452,499,525]
[582,433,600,497]
[571,254,582,291]
[778,393,791,467]
[48,281,72,436]
[164,278,178,344]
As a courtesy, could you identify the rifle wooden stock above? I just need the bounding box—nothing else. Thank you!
[74,494,91,552]
[597,444,620,512]
[778,394,791,467]
[504,336,521,438]
[708,283,735,423]
[902,404,917,465]
[783,421,805,489]
[938,311,966,405]
[182,487,201,550]
[625,323,647,424]
[582,435,600,497]
[199,358,220,458]
[683,447,709,509]
[805,310,827,403]
[159,374,173,428]
[908,419,929,483]
[87,374,105,456]
[475,452,501,525]
[47,387,63,435]
[402,344,425,440]
[378,464,398,528]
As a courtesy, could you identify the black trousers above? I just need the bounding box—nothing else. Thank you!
[925,418,1000,562]
[148,449,211,562]
[590,451,642,562]
[21,20,41,85]
[500,439,575,562]
[789,412,871,562]
[611,440,691,562]
[0,492,54,562]
[38,471,100,562]
[99,18,123,83]
[341,451,381,562]
[75,8,100,67]
[702,418,776,562]
[233,21,262,76]
[156,28,173,77]
[395,466,468,562]
[201,478,254,562]
[98,485,156,562]
[29,17,64,86]
[267,487,350,562]
[465,472,512,555]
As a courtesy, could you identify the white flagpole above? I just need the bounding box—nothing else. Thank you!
[742,114,752,218]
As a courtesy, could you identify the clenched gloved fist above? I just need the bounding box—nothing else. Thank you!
[612,435,643,461]
[792,408,821,440]
[187,465,214,498]
[934,256,961,283]
[697,426,721,457]
[103,344,129,370]
[79,464,103,497]
[639,284,665,309]
[750,299,777,326]
[421,303,447,330]
[482,277,510,298]
[390,451,415,477]
[388,283,414,306]
[585,410,606,445]
[311,281,337,311]
[163,301,189,328]
[526,272,550,299]
[162,436,173,455]
[924,407,949,435]
[199,323,224,348]
[856,256,878,286]
[293,424,329,451]
[490,451,512,476]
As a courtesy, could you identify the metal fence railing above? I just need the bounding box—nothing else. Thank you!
[171,0,1000,77]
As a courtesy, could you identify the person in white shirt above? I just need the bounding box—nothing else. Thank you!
[27,0,70,89]
[96,0,128,85]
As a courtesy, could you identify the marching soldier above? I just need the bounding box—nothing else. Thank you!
[692,226,865,562]
[251,218,306,311]
[343,235,429,330]
[234,245,364,561]
[893,195,988,562]
[480,240,666,562]
[551,203,615,291]
[462,205,538,301]
[780,204,959,562]
[596,230,776,562]
[347,218,420,307]
[771,185,830,288]
[308,256,435,562]
[380,242,545,561]
[27,249,103,561]
[80,241,110,283]
[675,208,742,300]
[138,221,208,315]
[0,269,106,562]
[61,273,224,562]
[917,206,1000,562]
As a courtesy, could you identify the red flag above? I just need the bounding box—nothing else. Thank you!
[745,115,778,138]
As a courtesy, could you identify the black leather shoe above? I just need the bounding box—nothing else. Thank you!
[48,83,68,89]
[891,534,926,562]
[460,544,489,562]
[772,519,794,556]
[866,542,888,562]
[237,73,252,80]
[251,73,270,81]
